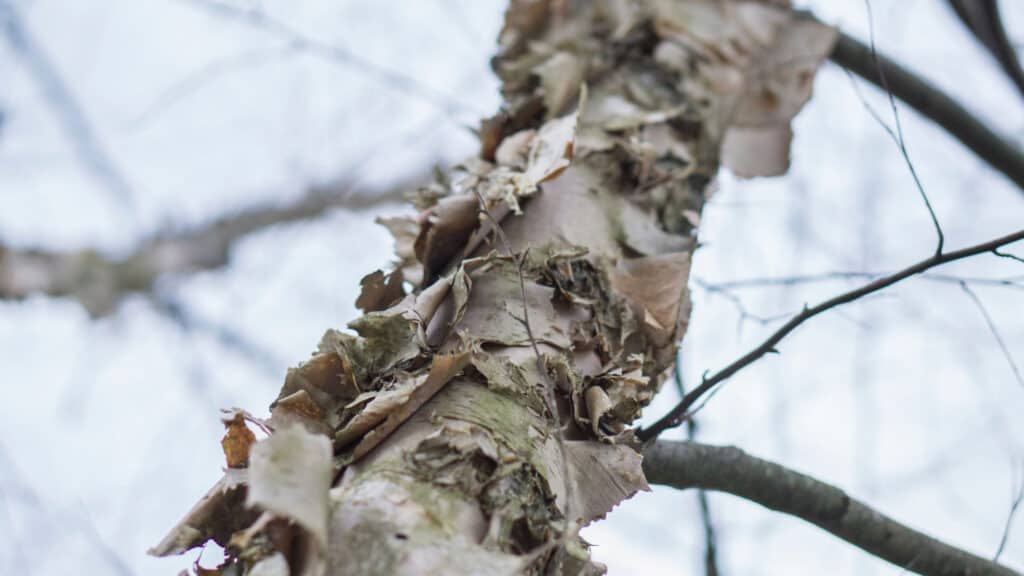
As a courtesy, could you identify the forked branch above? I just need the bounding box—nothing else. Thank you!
[640,228,1024,440]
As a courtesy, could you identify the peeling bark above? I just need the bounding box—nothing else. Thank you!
[154,1,835,574]
[644,441,1020,576]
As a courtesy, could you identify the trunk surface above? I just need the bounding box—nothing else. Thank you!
[153,2,835,574]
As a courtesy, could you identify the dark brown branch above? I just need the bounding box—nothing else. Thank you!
[639,228,1024,440]
[0,182,407,316]
[643,441,1021,576]
[180,0,479,119]
[947,0,1024,101]
[829,28,1024,194]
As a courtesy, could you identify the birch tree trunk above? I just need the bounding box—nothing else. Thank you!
[152,1,835,574]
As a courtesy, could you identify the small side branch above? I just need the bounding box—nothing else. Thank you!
[829,28,1024,194]
[643,441,1021,576]
[639,228,1024,440]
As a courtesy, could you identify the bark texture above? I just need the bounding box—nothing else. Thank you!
[153,1,835,574]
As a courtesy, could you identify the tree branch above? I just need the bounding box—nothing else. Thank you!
[0,0,135,206]
[0,182,408,316]
[643,441,1021,576]
[947,0,1024,102]
[179,0,480,119]
[829,28,1024,194]
[639,228,1024,440]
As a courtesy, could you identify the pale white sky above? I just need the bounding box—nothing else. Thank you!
[0,1,1022,574]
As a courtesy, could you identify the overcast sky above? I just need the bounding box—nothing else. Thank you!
[1,1,1022,574]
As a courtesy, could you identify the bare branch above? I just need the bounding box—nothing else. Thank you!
[179,0,480,119]
[856,0,944,254]
[0,181,408,316]
[128,46,294,129]
[672,364,722,576]
[995,464,1024,562]
[829,27,1024,194]
[639,228,1024,441]
[947,0,1024,101]
[0,0,134,206]
[700,271,1024,291]
[643,441,1021,576]
[958,281,1024,388]
[994,249,1024,265]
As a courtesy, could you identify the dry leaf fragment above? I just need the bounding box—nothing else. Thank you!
[584,386,612,437]
[376,216,424,286]
[270,389,331,436]
[564,441,650,525]
[355,269,406,313]
[247,425,333,548]
[609,252,691,346]
[522,95,582,185]
[334,376,422,448]
[534,51,584,117]
[494,129,536,169]
[348,351,471,461]
[415,195,480,283]
[221,411,257,469]
[148,469,251,556]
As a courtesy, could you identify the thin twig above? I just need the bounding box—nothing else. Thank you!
[860,0,944,255]
[701,271,1024,291]
[673,362,722,576]
[692,278,791,326]
[958,281,1024,388]
[129,46,294,129]
[994,463,1024,562]
[0,0,135,206]
[994,248,1024,265]
[829,27,1024,194]
[179,0,479,119]
[639,228,1024,441]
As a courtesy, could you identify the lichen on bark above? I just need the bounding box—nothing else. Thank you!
[153,1,835,574]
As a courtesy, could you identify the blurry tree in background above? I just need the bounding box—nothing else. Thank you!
[0,1,1023,575]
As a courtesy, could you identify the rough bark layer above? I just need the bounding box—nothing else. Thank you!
[153,1,835,574]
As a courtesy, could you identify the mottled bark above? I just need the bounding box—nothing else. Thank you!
[153,2,835,574]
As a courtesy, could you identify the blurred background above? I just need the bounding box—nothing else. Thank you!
[1,1,1022,574]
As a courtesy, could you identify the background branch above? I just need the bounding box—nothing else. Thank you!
[643,441,1020,576]
[947,0,1024,101]
[0,0,134,206]
[0,181,409,316]
[829,27,1024,194]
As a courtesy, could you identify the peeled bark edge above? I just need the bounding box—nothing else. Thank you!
[154,2,835,574]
